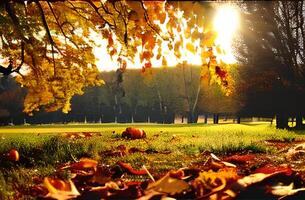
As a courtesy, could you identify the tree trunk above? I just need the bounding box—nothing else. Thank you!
[188,112,195,123]
[296,114,303,129]
[236,116,241,124]
[204,115,208,124]
[276,114,288,129]
[213,114,219,124]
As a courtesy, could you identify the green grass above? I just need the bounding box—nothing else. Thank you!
[0,123,305,199]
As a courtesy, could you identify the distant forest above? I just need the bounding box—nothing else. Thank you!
[1,65,304,127]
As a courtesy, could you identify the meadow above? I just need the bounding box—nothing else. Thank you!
[0,122,304,199]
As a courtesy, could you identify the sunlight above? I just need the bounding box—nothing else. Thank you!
[93,4,240,71]
[213,5,239,64]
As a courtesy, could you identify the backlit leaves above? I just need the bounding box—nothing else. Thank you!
[0,0,235,115]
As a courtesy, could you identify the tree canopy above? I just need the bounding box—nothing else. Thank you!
[0,0,234,115]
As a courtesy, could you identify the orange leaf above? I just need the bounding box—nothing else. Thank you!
[70,158,98,170]
[117,161,147,175]
[141,51,153,61]
[107,35,114,47]
[44,177,80,200]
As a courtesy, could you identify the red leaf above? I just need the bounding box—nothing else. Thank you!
[224,154,256,164]
[254,165,293,176]
[144,62,152,69]
[215,66,227,79]
[117,161,147,175]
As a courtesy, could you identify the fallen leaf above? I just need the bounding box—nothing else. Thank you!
[254,165,292,176]
[146,171,189,195]
[69,158,98,171]
[117,161,147,175]
[44,177,80,200]
[224,154,256,164]
[286,143,305,160]
[210,153,236,168]
[193,168,239,198]
[270,184,305,200]
[236,173,274,188]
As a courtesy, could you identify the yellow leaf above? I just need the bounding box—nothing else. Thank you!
[186,43,196,54]
[147,171,189,195]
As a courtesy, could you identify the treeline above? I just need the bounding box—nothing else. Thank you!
[1,63,304,127]
[0,66,238,124]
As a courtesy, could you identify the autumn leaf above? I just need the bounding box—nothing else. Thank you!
[193,168,239,198]
[44,177,80,200]
[68,158,98,171]
[117,161,147,175]
[186,43,196,53]
[271,183,305,197]
[146,170,189,195]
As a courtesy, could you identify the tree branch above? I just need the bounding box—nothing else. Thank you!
[35,0,57,76]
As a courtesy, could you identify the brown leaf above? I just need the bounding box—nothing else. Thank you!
[117,161,147,175]
[193,168,239,198]
[253,165,292,176]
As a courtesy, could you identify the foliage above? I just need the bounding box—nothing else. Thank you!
[0,0,234,115]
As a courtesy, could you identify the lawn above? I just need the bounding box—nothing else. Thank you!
[0,123,305,199]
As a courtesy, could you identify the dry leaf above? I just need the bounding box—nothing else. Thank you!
[146,171,189,195]
[44,177,80,200]
[193,168,239,198]
[236,173,274,188]
[69,158,98,171]
[117,161,147,175]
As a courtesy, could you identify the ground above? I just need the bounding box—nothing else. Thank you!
[0,122,305,199]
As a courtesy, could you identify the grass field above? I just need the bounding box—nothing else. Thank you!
[0,122,305,199]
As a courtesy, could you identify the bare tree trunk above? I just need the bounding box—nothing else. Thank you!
[237,116,241,124]
[213,114,219,124]
[276,114,288,129]
[296,114,303,129]
[190,83,201,123]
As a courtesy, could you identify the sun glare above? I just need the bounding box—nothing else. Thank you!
[213,5,239,64]
[93,4,240,71]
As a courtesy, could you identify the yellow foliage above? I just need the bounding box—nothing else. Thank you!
[1,0,235,115]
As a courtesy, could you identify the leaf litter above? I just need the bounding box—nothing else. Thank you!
[20,133,305,199]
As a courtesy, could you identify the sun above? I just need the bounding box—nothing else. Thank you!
[93,4,240,71]
[213,5,239,64]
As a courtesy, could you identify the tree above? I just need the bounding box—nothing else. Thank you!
[238,1,305,129]
[0,0,234,116]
